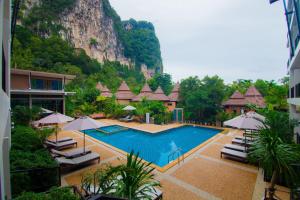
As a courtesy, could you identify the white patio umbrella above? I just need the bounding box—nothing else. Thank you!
[37,112,74,142]
[123,105,136,111]
[63,116,107,152]
[224,111,265,130]
[41,108,54,114]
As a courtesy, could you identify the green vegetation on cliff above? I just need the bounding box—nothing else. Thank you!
[102,0,163,71]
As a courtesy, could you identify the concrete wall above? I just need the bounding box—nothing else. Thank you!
[224,106,246,115]
[165,101,176,112]
[11,74,29,89]
[117,99,131,105]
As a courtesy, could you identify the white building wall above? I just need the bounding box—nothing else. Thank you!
[0,0,12,199]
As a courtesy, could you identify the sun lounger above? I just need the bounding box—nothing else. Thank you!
[224,144,248,152]
[51,148,91,158]
[145,187,163,200]
[119,115,131,121]
[46,137,72,143]
[220,148,247,162]
[121,116,134,122]
[232,138,253,147]
[235,136,256,142]
[55,152,100,166]
[45,139,77,150]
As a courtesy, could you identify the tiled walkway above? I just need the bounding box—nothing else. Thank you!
[52,120,290,200]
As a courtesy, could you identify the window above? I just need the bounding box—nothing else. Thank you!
[296,83,300,98]
[31,79,45,90]
[291,87,295,98]
[50,80,62,90]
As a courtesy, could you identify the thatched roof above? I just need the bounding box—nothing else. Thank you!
[223,86,265,107]
[151,86,170,101]
[115,81,134,100]
[131,83,153,102]
[96,82,112,97]
[168,83,180,102]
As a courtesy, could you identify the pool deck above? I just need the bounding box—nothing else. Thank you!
[51,119,290,200]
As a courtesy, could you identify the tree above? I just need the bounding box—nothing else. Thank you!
[179,76,226,122]
[148,73,173,95]
[248,111,300,200]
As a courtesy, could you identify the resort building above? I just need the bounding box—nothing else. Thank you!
[168,83,180,111]
[275,0,300,143]
[223,86,265,115]
[96,82,112,97]
[152,86,173,111]
[115,81,135,105]
[0,0,12,199]
[10,69,76,114]
[131,83,154,101]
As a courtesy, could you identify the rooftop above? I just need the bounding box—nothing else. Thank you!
[169,83,180,102]
[96,82,112,97]
[223,86,266,107]
[115,81,134,100]
[11,68,76,80]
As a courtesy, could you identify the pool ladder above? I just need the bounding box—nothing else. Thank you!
[168,148,184,165]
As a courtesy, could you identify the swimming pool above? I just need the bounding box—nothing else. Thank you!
[85,125,221,169]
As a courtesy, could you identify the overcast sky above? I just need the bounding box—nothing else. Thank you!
[110,0,288,83]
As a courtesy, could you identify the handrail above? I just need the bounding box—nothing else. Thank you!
[167,148,184,164]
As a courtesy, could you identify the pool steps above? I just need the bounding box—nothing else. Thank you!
[95,127,129,135]
[168,147,185,165]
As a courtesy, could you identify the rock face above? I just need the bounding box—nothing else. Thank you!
[60,0,131,66]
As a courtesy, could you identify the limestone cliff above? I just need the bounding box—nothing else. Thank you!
[59,0,131,66]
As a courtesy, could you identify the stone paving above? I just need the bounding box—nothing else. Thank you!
[52,120,290,200]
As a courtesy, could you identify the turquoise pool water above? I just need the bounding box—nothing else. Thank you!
[85,125,221,167]
[98,125,126,133]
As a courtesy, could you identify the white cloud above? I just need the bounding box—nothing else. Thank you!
[110,0,289,82]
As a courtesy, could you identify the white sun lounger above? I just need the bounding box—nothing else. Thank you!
[55,152,100,166]
[47,137,72,143]
[232,138,253,147]
[220,148,247,162]
[224,144,248,152]
[235,136,256,142]
[51,148,91,158]
[45,139,77,150]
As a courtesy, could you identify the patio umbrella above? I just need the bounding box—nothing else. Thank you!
[122,105,136,111]
[41,108,54,114]
[63,116,107,152]
[223,111,265,130]
[37,112,74,142]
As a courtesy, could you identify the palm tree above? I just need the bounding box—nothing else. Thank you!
[248,111,300,200]
[81,151,160,200]
[115,152,161,200]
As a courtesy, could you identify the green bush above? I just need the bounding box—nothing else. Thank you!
[10,126,59,197]
[12,106,42,126]
[14,187,80,200]
[11,126,44,151]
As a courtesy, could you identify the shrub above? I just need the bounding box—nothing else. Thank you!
[10,126,59,197]
[12,106,42,126]
[14,187,80,200]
